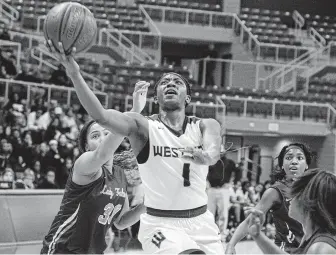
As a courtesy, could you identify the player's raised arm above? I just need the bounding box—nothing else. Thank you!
[46,41,148,137]
[180,118,221,165]
[225,188,281,254]
[72,84,149,184]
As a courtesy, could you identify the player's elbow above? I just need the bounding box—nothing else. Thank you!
[96,110,132,137]
[92,110,108,126]
[208,151,220,166]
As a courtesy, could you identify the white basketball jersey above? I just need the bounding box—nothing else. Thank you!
[138,115,209,210]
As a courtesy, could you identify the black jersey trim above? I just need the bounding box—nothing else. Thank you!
[137,138,150,164]
[158,115,189,137]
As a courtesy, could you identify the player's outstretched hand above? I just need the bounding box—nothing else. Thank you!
[45,40,80,77]
[132,81,150,113]
[179,147,208,165]
[246,208,265,238]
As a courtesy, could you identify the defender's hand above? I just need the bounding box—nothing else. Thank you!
[132,81,150,113]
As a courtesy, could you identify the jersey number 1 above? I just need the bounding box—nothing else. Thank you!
[183,163,191,187]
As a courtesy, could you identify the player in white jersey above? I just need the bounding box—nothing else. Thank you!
[47,42,224,254]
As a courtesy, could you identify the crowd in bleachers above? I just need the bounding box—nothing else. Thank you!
[0,90,91,189]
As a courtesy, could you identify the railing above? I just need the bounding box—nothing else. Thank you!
[123,93,336,129]
[104,28,156,64]
[141,6,313,63]
[259,45,318,91]
[0,0,19,25]
[233,12,314,63]
[0,78,108,108]
[192,58,290,89]
[9,31,44,51]
[0,39,21,70]
[262,42,336,93]
[138,4,162,63]
[292,10,305,38]
[98,29,152,64]
[220,95,336,127]
[309,27,327,47]
[142,4,235,28]
[36,15,111,35]
[30,46,106,92]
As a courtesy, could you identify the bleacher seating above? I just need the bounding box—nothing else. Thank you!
[5,0,149,32]
[304,14,336,43]
[239,8,300,46]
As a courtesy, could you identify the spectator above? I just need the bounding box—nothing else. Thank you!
[250,183,264,205]
[1,167,15,189]
[4,93,23,126]
[49,64,71,86]
[15,63,42,83]
[15,168,35,189]
[57,157,72,188]
[229,181,246,226]
[9,127,23,153]
[0,142,17,171]
[42,140,63,175]
[0,50,17,78]
[13,155,27,173]
[27,108,44,143]
[72,147,80,161]
[207,154,233,241]
[30,97,46,113]
[0,138,7,152]
[57,134,73,159]
[32,160,42,181]
[20,132,35,168]
[60,107,78,140]
[38,107,56,131]
[22,168,35,189]
[44,117,62,142]
[35,142,49,171]
[37,170,59,189]
[0,27,10,41]
[235,160,244,183]
[241,181,253,206]
[0,125,5,140]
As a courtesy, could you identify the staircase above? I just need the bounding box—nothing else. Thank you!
[30,46,107,92]
[260,43,334,93]
[258,12,333,93]
[98,28,156,64]
[35,14,158,64]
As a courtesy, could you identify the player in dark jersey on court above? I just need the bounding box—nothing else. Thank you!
[40,83,149,254]
[226,143,311,254]
[246,168,336,254]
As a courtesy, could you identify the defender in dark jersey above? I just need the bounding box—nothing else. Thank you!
[226,143,311,254]
[40,83,149,254]
[246,169,336,254]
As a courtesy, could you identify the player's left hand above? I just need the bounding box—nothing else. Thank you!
[246,208,265,238]
[179,147,208,165]
[132,81,150,113]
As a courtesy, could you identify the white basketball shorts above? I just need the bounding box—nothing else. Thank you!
[138,210,224,254]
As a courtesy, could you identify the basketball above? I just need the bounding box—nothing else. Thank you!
[43,2,97,55]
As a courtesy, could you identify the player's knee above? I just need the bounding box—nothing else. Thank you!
[179,248,206,254]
